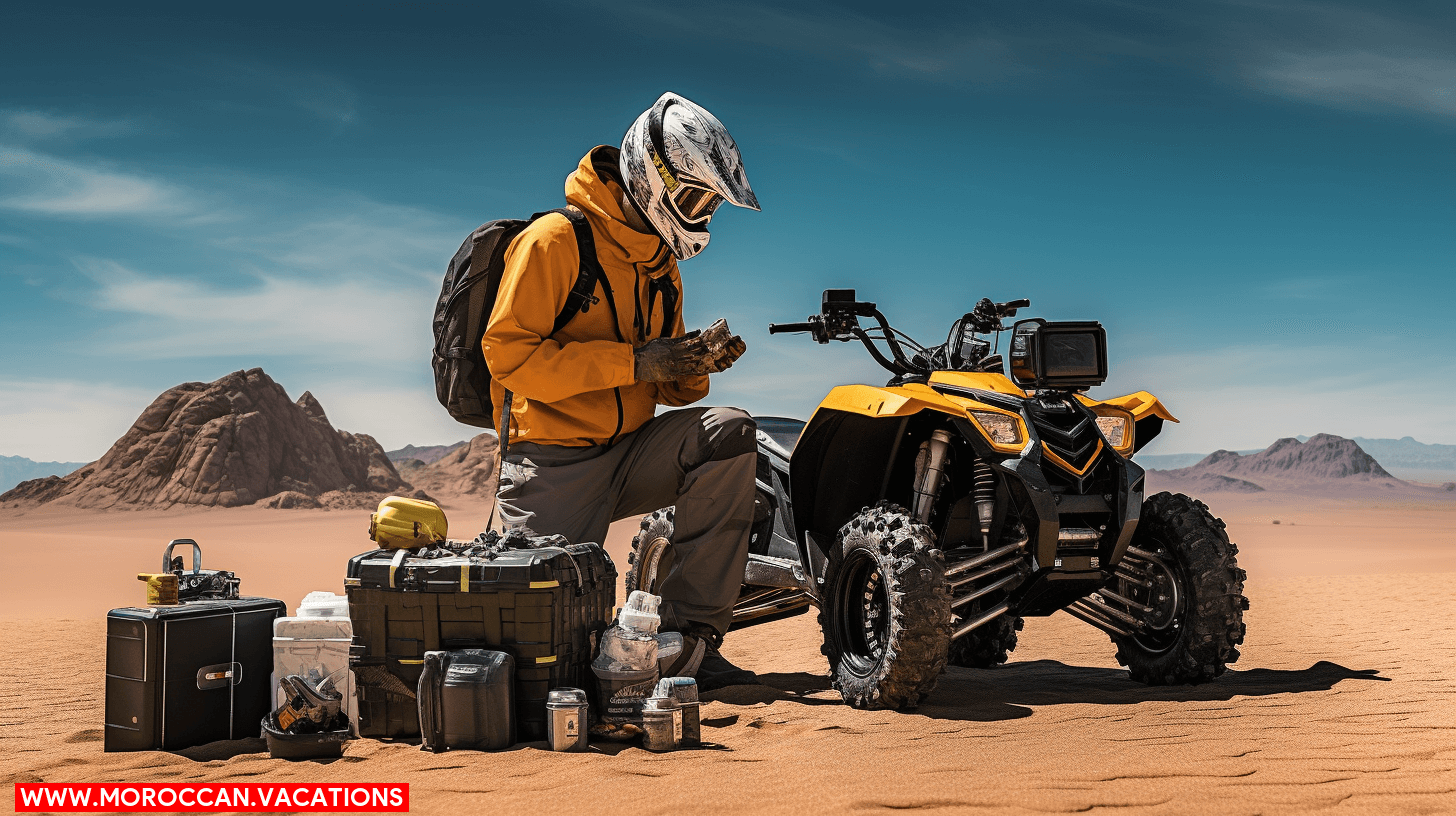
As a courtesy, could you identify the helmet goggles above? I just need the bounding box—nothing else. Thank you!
[667,180,723,224]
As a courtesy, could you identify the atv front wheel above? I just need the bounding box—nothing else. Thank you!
[1109,492,1248,685]
[948,612,1023,668]
[819,502,951,709]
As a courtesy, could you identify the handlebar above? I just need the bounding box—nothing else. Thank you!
[768,321,817,335]
[769,289,1030,380]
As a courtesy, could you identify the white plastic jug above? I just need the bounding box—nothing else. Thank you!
[295,591,349,618]
[619,590,661,634]
[272,596,357,734]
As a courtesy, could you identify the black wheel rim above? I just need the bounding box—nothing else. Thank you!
[1119,545,1186,654]
[833,549,890,676]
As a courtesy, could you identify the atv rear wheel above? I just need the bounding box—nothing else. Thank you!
[819,502,951,709]
[1109,492,1248,685]
[626,508,675,596]
[948,612,1023,668]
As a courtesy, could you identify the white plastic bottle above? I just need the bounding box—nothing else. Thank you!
[592,591,665,725]
[271,592,357,734]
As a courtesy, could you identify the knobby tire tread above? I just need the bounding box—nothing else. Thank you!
[819,502,951,710]
[625,507,675,595]
[1112,491,1248,685]
[948,613,1023,669]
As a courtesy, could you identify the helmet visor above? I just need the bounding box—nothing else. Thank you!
[670,183,723,224]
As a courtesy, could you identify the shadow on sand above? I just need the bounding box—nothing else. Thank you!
[709,660,1386,722]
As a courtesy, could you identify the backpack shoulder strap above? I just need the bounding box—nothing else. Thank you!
[531,207,615,338]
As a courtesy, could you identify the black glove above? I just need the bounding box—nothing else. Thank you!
[633,319,747,382]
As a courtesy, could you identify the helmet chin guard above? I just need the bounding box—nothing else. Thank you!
[620,92,759,260]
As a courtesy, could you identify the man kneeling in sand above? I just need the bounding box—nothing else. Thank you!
[483,92,762,691]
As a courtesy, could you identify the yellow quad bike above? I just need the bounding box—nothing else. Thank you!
[629,289,1248,710]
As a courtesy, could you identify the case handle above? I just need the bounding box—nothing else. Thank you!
[196,662,241,690]
[163,539,203,574]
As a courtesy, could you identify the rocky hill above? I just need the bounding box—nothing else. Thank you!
[1147,434,1401,493]
[1,369,421,510]
[397,432,498,500]
[386,441,467,466]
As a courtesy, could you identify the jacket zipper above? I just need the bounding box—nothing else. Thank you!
[597,266,629,447]
[609,389,625,446]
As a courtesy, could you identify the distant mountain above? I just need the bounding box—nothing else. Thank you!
[1132,452,1206,470]
[1139,435,1456,483]
[1147,434,1401,493]
[0,455,88,494]
[386,441,467,466]
[1156,471,1266,494]
[1350,437,1456,471]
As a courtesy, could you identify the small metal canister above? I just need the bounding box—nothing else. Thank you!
[545,688,589,752]
[656,677,700,748]
[639,696,681,753]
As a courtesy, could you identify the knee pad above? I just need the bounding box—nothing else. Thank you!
[702,408,757,462]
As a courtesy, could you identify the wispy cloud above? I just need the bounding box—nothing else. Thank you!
[601,1,1031,82]
[0,145,199,218]
[215,64,361,126]
[0,379,157,462]
[224,197,463,281]
[606,1,1456,119]
[0,108,138,141]
[281,71,360,125]
[77,258,437,364]
[1253,51,1456,118]
[303,380,473,450]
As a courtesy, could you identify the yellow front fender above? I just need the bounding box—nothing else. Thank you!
[813,382,969,419]
[1093,391,1179,423]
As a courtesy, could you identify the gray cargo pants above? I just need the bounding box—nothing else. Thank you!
[496,407,757,636]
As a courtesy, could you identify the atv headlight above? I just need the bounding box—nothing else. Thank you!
[970,411,1023,445]
[1091,412,1135,454]
[1095,416,1128,447]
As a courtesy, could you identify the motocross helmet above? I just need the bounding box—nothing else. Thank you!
[619,92,760,260]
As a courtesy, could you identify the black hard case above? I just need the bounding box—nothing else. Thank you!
[104,597,285,752]
[346,542,615,741]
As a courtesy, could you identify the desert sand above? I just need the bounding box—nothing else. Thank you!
[3,490,1454,815]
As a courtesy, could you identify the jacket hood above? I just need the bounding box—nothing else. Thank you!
[565,146,670,269]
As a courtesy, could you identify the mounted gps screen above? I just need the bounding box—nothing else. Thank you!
[1044,332,1100,377]
[1008,319,1108,389]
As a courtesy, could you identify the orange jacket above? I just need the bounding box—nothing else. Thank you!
[482,146,709,447]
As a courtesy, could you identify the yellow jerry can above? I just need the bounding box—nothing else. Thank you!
[369,496,448,549]
[137,572,180,605]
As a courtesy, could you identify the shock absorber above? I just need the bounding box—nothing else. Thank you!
[911,430,953,523]
[973,458,996,550]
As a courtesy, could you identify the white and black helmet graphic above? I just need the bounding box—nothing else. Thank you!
[620,92,759,260]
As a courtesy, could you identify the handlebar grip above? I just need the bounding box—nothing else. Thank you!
[768,322,816,335]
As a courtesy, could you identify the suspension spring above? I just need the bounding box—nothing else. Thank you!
[972,458,996,549]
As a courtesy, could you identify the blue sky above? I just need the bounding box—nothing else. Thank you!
[2,1,1453,462]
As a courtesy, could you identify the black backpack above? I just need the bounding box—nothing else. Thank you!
[431,207,615,438]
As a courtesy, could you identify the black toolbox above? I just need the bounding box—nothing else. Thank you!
[105,597,285,752]
[346,539,615,741]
